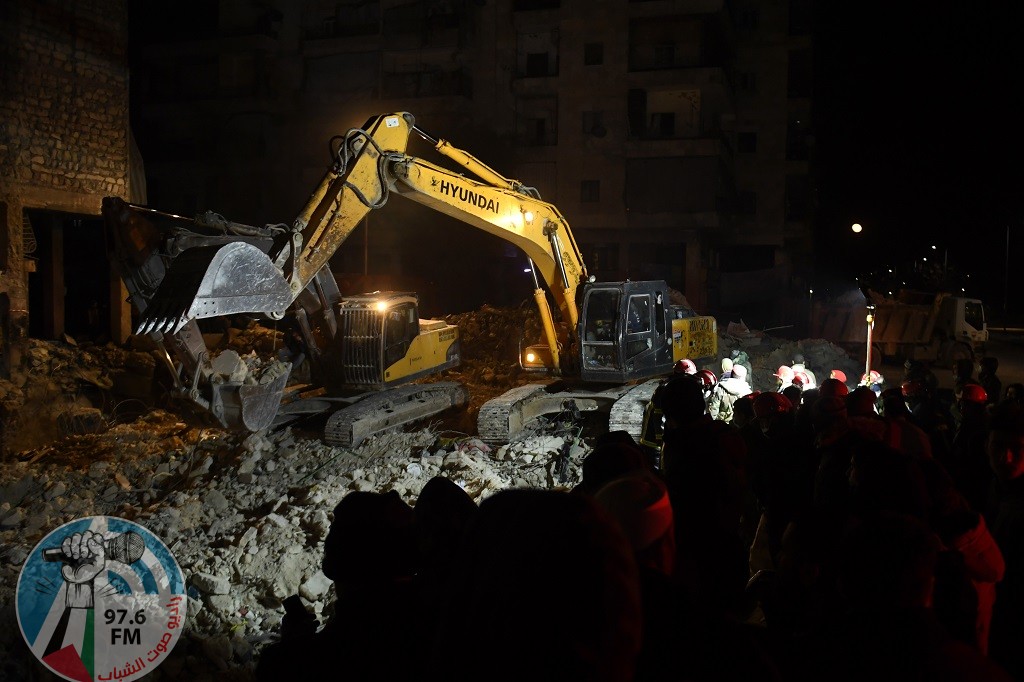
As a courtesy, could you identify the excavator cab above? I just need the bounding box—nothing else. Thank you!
[579,281,676,383]
[328,292,460,390]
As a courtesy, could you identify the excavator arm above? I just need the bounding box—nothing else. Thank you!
[108,111,716,443]
[136,112,587,373]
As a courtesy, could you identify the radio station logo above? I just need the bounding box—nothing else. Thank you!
[16,516,186,682]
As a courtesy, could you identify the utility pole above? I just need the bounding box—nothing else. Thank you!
[1004,224,1010,329]
[864,304,876,380]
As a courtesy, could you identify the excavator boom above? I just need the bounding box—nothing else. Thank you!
[109,111,715,443]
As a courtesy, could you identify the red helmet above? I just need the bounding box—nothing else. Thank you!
[792,371,809,388]
[753,392,793,418]
[860,370,883,386]
[819,378,849,398]
[675,359,697,375]
[959,383,988,405]
[697,369,718,392]
[774,365,794,382]
[830,369,847,383]
[901,379,927,399]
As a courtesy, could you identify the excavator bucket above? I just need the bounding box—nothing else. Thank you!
[137,242,294,335]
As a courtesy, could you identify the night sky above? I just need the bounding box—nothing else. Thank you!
[811,4,1022,312]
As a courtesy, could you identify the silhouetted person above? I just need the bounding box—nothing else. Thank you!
[748,392,816,564]
[413,476,477,637]
[878,386,933,459]
[794,513,1011,681]
[429,489,642,681]
[986,401,1024,678]
[256,490,418,681]
[594,471,676,681]
[903,358,939,395]
[920,458,1005,654]
[1000,382,1023,406]
[573,435,649,497]
[978,356,1001,407]
[946,384,992,513]
[904,378,955,463]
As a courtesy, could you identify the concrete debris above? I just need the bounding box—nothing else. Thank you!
[0,306,866,680]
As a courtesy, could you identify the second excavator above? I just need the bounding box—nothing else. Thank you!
[105,112,716,444]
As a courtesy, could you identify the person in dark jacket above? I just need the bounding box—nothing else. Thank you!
[986,401,1024,678]
[978,356,1002,407]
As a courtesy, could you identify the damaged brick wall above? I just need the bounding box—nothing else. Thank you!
[0,0,130,383]
[0,0,130,198]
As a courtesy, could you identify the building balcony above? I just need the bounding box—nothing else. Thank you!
[624,134,731,160]
[628,0,730,16]
[141,34,278,59]
[510,75,559,97]
[380,70,473,99]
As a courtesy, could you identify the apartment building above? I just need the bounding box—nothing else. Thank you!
[131,0,815,318]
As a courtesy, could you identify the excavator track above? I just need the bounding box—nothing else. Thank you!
[607,379,663,442]
[478,382,642,444]
[323,382,467,448]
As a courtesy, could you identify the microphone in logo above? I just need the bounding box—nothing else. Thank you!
[42,531,146,564]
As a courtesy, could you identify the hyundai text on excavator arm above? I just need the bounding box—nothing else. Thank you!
[105,112,716,444]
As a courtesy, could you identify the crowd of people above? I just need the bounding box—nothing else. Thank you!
[256,352,1024,680]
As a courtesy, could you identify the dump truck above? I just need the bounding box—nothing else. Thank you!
[810,289,987,365]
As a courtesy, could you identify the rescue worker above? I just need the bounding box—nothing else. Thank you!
[675,358,698,375]
[775,365,795,392]
[721,357,734,380]
[877,387,933,459]
[708,364,752,423]
[903,359,939,395]
[730,348,753,379]
[945,383,991,513]
[791,353,817,389]
[978,356,1002,407]
[697,369,718,412]
[859,370,884,398]
[902,378,954,462]
[639,371,703,463]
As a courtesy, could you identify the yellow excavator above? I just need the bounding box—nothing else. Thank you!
[104,112,716,443]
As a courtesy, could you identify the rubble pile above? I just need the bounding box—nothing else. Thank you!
[0,305,868,679]
[0,338,159,454]
[0,414,586,680]
[438,303,547,419]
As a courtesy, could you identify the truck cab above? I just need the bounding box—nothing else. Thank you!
[938,295,988,355]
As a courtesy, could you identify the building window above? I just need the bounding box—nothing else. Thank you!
[526,53,550,77]
[737,190,757,215]
[582,111,606,137]
[785,175,809,220]
[737,8,759,30]
[737,132,757,153]
[589,244,619,273]
[789,0,812,36]
[581,180,600,203]
[648,112,675,138]
[584,42,604,66]
[518,97,558,146]
[788,48,813,98]
[786,116,810,160]
[654,43,675,67]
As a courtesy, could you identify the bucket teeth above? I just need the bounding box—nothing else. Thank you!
[134,242,293,337]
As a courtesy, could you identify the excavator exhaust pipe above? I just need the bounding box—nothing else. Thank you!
[137,242,294,335]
